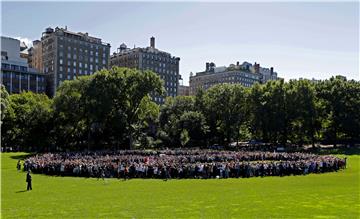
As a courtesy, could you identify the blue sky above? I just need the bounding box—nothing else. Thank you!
[2,1,359,84]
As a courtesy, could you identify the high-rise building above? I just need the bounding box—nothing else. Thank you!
[1,36,45,94]
[110,37,180,104]
[34,27,111,96]
[190,61,278,95]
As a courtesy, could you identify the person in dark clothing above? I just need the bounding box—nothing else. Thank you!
[17,160,21,171]
[26,171,32,191]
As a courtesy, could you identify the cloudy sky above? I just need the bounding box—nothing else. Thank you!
[2,1,359,84]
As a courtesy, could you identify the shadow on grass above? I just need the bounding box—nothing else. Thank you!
[10,153,36,161]
[15,190,28,193]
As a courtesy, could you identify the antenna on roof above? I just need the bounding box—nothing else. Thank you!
[134,44,135,49]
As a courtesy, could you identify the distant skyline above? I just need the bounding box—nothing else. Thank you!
[1,1,359,85]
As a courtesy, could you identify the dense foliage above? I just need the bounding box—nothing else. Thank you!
[1,68,359,151]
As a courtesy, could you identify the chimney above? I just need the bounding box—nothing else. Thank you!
[150,37,155,48]
[206,62,210,71]
[270,67,274,75]
[236,61,239,66]
[254,63,260,74]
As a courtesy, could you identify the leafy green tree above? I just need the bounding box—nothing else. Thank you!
[200,84,248,145]
[158,96,209,147]
[53,67,164,150]
[91,67,164,149]
[2,92,52,151]
[0,85,10,122]
[180,129,190,147]
[177,111,209,147]
[52,76,91,150]
[287,79,319,146]
[316,76,360,146]
[158,96,196,147]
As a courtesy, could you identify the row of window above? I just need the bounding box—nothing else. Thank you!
[1,72,45,82]
[165,86,177,93]
[2,81,45,93]
[59,59,105,68]
[59,64,102,74]
[58,70,94,80]
[153,96,165,103]
[58,37,107,52]
[1,63,28,72]
[142,53,177,64]
[60,53,107,64]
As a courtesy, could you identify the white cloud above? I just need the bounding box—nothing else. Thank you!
[14,37,33,48]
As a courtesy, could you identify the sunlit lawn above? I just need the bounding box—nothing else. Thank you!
[1,152,359,218]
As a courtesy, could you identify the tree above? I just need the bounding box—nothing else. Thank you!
[0,85,10,121]
[287,79,319,146]
[53,67,164,150]
[180,129,190,147]
[158,96,196,147]
[53,76,91,150]
[2,92,53,151]
[316,77,360,146]
[200,84,248,146]
[158,96,209,147]
[177,111,208,147]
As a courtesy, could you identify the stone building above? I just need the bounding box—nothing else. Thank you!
[178,85,190,96]
[31,26,110,96]
[110,37,180,104]
[190,61,278,95]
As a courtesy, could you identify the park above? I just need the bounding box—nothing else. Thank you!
[1,68,360,218]
[1,150,359,218]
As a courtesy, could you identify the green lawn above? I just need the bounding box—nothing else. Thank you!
[1,153,359,218]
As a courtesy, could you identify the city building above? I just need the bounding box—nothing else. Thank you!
[1,36,45,94]
[32,26,111,96]
[110,37,180,104]
[28,40,43,72]
[190,61,278,95]
[178,85,190,96]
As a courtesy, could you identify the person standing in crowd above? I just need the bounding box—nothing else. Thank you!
[17,160,21,171]
[98,168,105,181]
[124,166,129,180]
[26,171,32,191]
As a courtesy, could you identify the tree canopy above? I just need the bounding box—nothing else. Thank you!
[2,71,359,152]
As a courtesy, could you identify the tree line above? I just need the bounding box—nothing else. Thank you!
[1,67,359,152]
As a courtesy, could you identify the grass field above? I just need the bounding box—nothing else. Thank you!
[1,152,359,218]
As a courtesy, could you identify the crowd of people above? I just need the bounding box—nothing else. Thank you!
[23,150,346,179]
